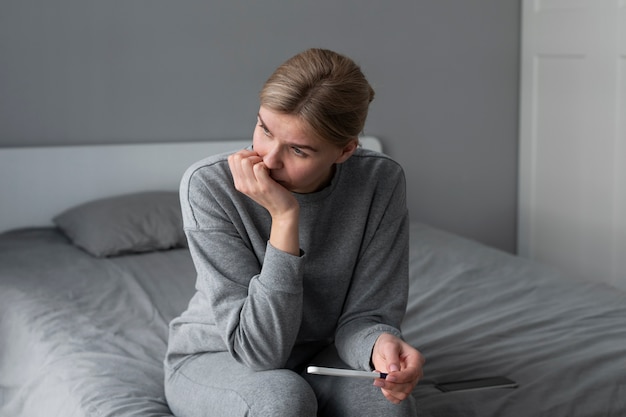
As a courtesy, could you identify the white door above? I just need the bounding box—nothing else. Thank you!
[518,0,626,290]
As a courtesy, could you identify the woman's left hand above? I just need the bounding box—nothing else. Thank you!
[371,333,425,404]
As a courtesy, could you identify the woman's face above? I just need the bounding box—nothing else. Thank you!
[252,106,357,194]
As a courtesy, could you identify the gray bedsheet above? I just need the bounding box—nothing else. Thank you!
[404,223,626,417]
[1,224,625,417]
[0,228,196,417]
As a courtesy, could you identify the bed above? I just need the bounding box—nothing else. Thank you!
[0,139,624,417]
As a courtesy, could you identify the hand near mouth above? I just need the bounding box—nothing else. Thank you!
[228,149,301,256]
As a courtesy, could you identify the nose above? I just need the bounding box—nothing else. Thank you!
[262,144,283,170]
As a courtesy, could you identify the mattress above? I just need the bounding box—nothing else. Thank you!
[0,228,196,416]
[1,223,625,417]
[404,223,626,417]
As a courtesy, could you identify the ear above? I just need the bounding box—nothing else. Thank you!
[335,138,359,164]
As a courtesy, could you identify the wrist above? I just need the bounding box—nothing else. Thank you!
[269,208,300,256]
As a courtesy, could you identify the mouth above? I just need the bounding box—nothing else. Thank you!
[275,179,290,188]
[272,176,293,190]
[269,172,284,183]
[269,171,295,190]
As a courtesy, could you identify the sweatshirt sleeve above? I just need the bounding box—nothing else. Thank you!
[179,160,305,371]
[333,167,410,372]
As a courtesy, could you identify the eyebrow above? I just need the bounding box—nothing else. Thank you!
[257,113,319,152]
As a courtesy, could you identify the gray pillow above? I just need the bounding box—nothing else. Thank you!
[54,191,187,257]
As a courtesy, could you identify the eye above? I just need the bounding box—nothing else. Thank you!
[258,123,271,136]
[291,146,308,158]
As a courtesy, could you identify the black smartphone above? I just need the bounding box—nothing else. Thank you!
[435,376,518,392]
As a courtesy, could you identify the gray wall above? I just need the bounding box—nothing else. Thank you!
[0,0,520,252]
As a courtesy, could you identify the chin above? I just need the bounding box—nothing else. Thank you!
[276,179,316,193]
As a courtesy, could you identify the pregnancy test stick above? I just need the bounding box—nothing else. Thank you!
[307,366,387,379]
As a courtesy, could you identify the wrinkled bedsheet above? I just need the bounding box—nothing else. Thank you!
[403,223,626,417]
[0,228,196,417]
[1,224,625,417]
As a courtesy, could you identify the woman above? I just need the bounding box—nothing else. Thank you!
[164,48,424,417]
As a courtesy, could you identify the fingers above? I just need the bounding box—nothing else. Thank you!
[374,365,421,404]
[228,150,264,194]
[227,149,299,218]
[371,333,426,404]
[382,386,411,404]
[228,149,278,198]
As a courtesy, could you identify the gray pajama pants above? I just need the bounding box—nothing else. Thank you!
[164,344,417,417]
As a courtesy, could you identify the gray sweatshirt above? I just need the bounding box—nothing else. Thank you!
[165,147,409,373]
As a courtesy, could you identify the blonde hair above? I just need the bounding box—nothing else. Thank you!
[260,48,375,147]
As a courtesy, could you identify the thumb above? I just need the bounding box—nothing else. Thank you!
[388,362,400,373]
[380,340,402,373]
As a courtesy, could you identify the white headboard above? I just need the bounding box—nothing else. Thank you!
[0,137,381,233]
